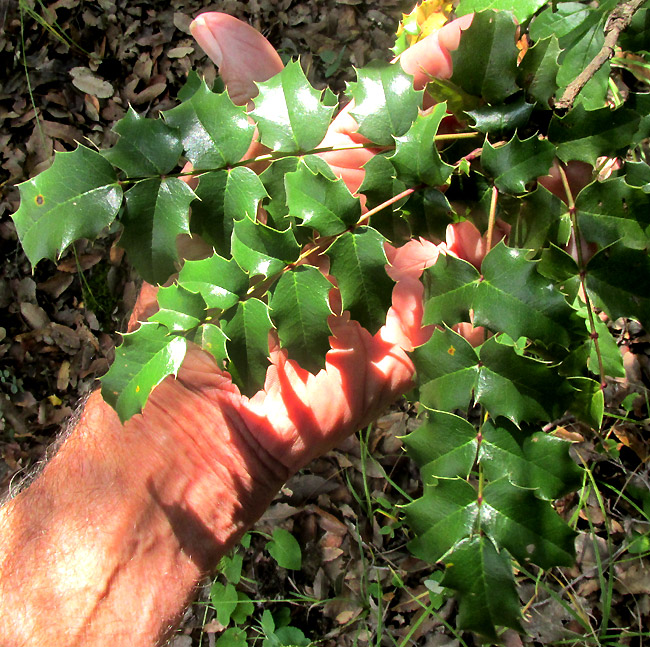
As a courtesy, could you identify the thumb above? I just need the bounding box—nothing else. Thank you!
[190,12,284,106]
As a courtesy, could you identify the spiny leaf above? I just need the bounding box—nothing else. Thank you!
[529,2,591,41]
[148,284,207,331]
[103,106,182,177]
[13,145,122,266]
[466,96,534,136]
[450,10,519,104]
[222,298,273,395]
[101,322,187,423]
[482,134,556,195]
[548,105,641,165]
[507,184,565,250]
[348,61,423,146]
[269,266,333,373]
[441,536,522,640]
[177,253,249,310]
[569,376,604,430]
[390,102,454,186]
[259,157,300,229]
[251,59,337,152]
[190,167,268,256]
[194,322,229,367]
[120,177,195,285]
[516,36,561,107]
[456,0,546,23]
[285,157,361,235]
[325,227,394,334]
[163,81,254,170]
[412,326,479,413]
[231,218,300,278]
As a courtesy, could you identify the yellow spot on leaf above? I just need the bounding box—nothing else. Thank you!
[135,385,140,393]
[448,345,456,356]
[35,194,45,206]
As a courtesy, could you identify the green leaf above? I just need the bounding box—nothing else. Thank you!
[210,581,238,627]
[325,227,394,334]
[164,82,254,170]
[456,0,546,23]
[390,103,454,187]
[231,218,300,278]
[266,528,302,570]
[177,253,249,310]
[450,10,519,104]
[149,284,207,331]
[404,479,479,563]
[260,157,300,228]
[348,61,423,146]
[190,167,268,256]
[120,177,195,285]
[403,408,478,479]
[482,134,556,194]
[231,591,255,625]
[481,478,577,569]
[529,2,591,41]
[480,418,584,500]
[568,376,604,430]
[251,60,336,152]
[466,96,535,136]
[411,326,479,413]
[222,298,272,395]
[548,105,641,165]
[422,252,480,326]
[103,106,182,177]
[13,145,122,266]
[477,336,568,424]
[586,244,650,330]
[285,157,361,235]
[101,322,187,422]
[216,627,247,647]
[587,314,625,379]
[517,36,561,107]
[474,242,575,347]
[575,177,650,249]
[194,322,229,367]
[441,536,522,640]
[269,266,333,373]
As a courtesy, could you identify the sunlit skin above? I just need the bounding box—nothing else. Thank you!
[0,11,574,646]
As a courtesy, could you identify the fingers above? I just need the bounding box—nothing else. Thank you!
[191,12,284,107]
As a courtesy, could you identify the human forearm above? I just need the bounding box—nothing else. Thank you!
[0,361,288,647]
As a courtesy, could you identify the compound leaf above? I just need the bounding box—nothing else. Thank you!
[441,535,522,640]
[349,61,423,146]
[251,60,336,152]
[325,227,394,334]
[222,298,273,395]
[120,177,195,285]
[269,266,333,373]
[13,145,122,266]
[101,322,187,423]
[164,82,254,170]
[482,135,556,195]
[103,106,182,177]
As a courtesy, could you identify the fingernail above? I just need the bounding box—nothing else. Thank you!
[191,14,223,67]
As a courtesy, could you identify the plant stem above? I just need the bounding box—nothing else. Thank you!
[357,185,422,227]
[558,165,606,394]
[486,185,498,254]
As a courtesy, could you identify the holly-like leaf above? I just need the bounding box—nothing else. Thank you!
[529,2,591,41]
[269,266,333,373]
[548,105,640,165]
[403,408,478,479]
[231,218,300,278]
[422,252,479,326]
[120,177,195,285]
[508,184,565,250]
[259,157,300,228]
[348,61,423,146]
[177,253,249,310]
[482,134,556,194]
[450,10,519,104]
[149,284,207,331]
[517,36,561,107]
[569,376,604,430]
[575,177,650,249]
[194,322,229,366]
[441,536,522,640]
[404,479,479,563]
[466,96,534,136]
[13,145,122,266]
[586,244,650,330]
[285,157,361,235]
[480,418,584,500]
[325,227,394,334]
[477,336,568,424]
[412,326,479,412]
[251,60,337,152]
[222,298,273,395]
[190,167,268,256]
[103,106,182,177]
[456,0,546,23]
[474,242,575,347]
[163,81,254,170]
[481,477,577,569]
[101,322,187,422]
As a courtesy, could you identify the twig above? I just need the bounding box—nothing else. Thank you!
[555,0,647,111]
